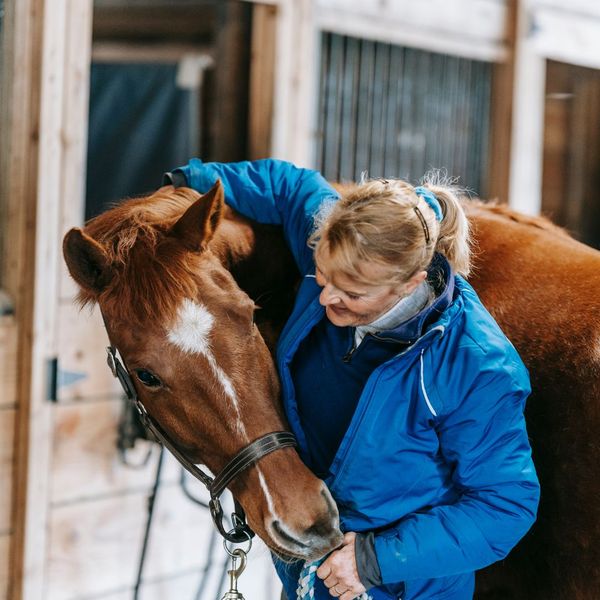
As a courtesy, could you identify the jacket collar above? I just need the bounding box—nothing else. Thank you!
[370,254,455,344]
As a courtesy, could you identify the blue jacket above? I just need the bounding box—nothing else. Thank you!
[170,159,540,600]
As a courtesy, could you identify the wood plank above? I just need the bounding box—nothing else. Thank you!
[212,0,253,161]
[487,0,517,202]
[0,535,10,600]
[315,0,508,62]
[91,42,213,64]
[248,3,277,159]
[530,5,600,71]
[8,0,95,598]
[534,0,600,20]
[271,0,320,166]
[0,316,17,409]
[46,486,278,600]
[3,0,58,595]
[74,541,280,600]
[92,5,216,43]
[51,399,180,504]
[56,301,121,402]
[58,0,93,302]
[508,0,546,215]
[542,61,573,224]
[0,409,15,534]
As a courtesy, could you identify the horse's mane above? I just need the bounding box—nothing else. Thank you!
[465,199,573,239]
[80,187,205,327]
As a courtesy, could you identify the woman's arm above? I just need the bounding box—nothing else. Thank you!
[165,158,339,275]
[370,361,540,584]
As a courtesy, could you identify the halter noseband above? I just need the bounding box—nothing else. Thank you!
[105,344,297,543]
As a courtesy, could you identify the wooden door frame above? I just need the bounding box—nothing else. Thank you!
[508,0,600,215]
[1,0,93,598]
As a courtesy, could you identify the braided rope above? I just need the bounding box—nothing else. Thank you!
[296,559,372,600]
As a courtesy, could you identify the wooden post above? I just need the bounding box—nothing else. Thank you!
[212,0,253,161]
[487,0,517,203]
[508,0,547,214]
[271,0,319,166]
[248,3,278,159]
[1,0,47,597]
[0,0,94,597]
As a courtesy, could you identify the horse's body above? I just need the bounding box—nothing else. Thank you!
[465,204,600,599]
[63,185,600,599]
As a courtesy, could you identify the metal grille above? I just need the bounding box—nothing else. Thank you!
[316,33,492,195]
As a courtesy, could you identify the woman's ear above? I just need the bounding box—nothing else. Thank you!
[402,270,428,296]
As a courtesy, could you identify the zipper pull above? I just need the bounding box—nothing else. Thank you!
[342,345,356,363]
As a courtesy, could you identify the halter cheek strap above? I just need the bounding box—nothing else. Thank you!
[105,342,297,543]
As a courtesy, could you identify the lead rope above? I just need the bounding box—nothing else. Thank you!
[296,559,372,600]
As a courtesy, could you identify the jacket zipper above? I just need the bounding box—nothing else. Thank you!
[328,325,446,489]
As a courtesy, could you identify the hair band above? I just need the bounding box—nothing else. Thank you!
[415,187,444,222]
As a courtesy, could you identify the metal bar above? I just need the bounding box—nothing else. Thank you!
[133,445,165,600]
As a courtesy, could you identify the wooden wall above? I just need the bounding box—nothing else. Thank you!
[0,0,277,597]
[46,304,280,600]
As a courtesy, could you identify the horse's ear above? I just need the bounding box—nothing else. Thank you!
[63,228,112,296]
[170,180,225,251]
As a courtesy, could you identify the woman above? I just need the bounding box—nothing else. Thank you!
[164,159,540,600]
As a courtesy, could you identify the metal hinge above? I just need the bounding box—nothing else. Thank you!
[46,357,87,402]
[47,357,58,402]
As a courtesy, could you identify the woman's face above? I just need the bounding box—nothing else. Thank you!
[315,250,425,327]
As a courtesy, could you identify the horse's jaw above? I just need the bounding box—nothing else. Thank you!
[232,453,343,562]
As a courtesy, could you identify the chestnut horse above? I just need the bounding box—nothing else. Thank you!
[63,183,600,599]
[62,183,342,561]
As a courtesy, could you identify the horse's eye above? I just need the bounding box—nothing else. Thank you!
[134,369,162,388]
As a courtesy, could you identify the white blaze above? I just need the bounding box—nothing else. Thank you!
[168,299,246,436]
[168,298,214,353]
[168,300,280,521]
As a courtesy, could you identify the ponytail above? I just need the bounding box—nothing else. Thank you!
[421,173,471,277]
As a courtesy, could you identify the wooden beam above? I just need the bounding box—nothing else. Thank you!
[0,317,18,409]
[211,0,253,161]
[92,42,213,64]
[271,0,320,166]
[92,6,216,43]
[1,0,47,597]
[248,3,277,159]
[0,535,10,599]
[0,409,16,534]
[2,0,94,597]
[508,0,546,215]
[487,0,518,202]
[315,0,508,63]
[529,4,600,71]
[533,0,600,20]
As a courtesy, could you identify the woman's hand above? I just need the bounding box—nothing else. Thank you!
[316,532,367,600]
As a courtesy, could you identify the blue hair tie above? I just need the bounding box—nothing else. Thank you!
[415,187,444,222]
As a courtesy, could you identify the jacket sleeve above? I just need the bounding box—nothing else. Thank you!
[167,158,339,275]
[373,354,540,583]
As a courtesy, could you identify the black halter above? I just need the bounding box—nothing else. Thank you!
[105,344,297,543]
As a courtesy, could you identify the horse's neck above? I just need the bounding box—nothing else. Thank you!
[211,210,300,352]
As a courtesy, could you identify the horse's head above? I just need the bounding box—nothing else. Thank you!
[62,182,342,559]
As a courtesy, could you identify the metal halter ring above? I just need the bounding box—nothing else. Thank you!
[223,527,253,557]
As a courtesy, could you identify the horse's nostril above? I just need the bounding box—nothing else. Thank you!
[271,520,309,549]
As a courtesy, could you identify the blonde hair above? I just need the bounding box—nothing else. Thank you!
[309,175,471,285]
